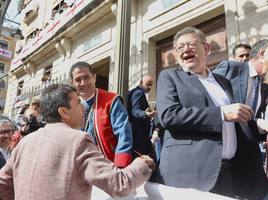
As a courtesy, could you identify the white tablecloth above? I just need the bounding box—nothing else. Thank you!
[92,182,236,200]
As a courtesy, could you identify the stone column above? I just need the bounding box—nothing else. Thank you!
[113,0,131,105]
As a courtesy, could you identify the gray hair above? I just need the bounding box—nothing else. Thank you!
[250,39,268,59]
[0,119,13,127]
[173,27,207,48]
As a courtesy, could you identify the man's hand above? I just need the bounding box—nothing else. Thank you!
[145,107,156,118]
[221,103,254,123]
[139,155,156,171]
[151,130,160,144]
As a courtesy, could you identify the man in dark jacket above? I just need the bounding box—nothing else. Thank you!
[128,75,156,158]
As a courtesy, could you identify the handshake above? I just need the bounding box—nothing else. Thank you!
[222,103,268,132]
[134,150,156,171]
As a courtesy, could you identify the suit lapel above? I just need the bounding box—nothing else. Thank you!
[176,68,215,106]
[213,74,234,104]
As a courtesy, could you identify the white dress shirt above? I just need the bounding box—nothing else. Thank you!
[183,68,237,159]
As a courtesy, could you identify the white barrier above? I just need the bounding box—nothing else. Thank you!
[92,182,236,200]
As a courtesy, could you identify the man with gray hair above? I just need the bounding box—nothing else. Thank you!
[0,118,14,169]
[213,39,268,118]
[156,27,268,199]
[214,39,268,133]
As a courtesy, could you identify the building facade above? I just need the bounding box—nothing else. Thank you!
[4,0,268,117]
[0,26,16,113]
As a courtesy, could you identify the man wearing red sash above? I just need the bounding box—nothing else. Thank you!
[70,62,133,168]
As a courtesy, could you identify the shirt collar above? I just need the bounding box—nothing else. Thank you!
[80,93,95,103]
[248,61,258,78]
[182,66,212,80]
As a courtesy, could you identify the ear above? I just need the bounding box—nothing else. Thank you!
[58,107,69,121]
[204,42,211,55]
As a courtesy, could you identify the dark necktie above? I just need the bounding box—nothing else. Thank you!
[251,76,261,113]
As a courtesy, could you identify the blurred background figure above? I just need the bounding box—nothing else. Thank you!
[232,43,251,62]
[0,118,14,169]
[128,75,156,159]
[11,105,45,149]
[30,98,41,115]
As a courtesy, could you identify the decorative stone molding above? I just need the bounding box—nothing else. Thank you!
[111,2,117,17]
[55,41,66,59]
[23,62,36,76]
[60,38,72,58]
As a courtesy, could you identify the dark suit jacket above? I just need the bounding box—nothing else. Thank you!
[156,66,268,199]
[213,60,268,118]
[156,67,229,191]
[0,152,6,169]
[213,61,249,103]
[127,86,152,156]
[213,61,268,140]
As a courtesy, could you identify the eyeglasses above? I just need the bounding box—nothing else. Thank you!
[0,129,14,135]
[176,41,204,52]
[238,53,250,58]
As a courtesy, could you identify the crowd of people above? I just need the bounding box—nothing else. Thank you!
[0,26,268,200]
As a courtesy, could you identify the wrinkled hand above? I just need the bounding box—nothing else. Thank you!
[139,155,156,171]
[221,103,254,123]
[257,119,268,133]
[145,108,156,118]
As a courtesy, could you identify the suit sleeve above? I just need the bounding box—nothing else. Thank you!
[129,89,148,119]
[76,135,151,198]
[213,60,230,77]
[110,97,133,167]
[156,70,222,134]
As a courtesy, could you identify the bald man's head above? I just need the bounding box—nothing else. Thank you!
[140,75,153,93]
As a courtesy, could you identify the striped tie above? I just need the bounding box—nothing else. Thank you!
[251,76,261,113]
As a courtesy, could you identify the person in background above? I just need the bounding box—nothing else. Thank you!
[30,98,41,114]
[232,43,251,62]
[0,84,155,200]
[0,119,14,169]
[70,61,133,168]
[11,107,45,149]
[156,27,267,199]
[127,75,156,158]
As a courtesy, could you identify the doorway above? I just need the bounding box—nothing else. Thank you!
[92,58,109,91]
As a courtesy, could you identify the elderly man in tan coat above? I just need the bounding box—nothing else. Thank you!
[0,84,155,200]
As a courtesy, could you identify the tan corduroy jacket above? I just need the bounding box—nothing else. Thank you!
[0,123,152,200]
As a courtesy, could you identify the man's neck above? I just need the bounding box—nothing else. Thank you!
[80,93,95,101]
[183,66,208,78]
